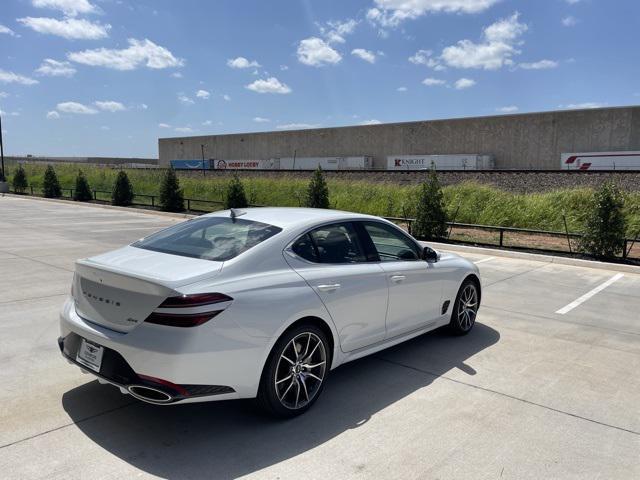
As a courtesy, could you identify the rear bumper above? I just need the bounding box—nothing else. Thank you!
[58,333,235,404]
[59,297,271,402]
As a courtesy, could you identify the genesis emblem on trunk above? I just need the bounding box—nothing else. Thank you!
[82,290,121,307]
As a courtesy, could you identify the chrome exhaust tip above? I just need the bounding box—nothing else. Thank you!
[128,385,173,403]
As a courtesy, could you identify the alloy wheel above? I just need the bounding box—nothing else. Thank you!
[274,332,327,410]
[457,284,478,331]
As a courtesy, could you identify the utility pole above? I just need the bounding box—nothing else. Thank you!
[200,144,206,177]
[0,112,5,180]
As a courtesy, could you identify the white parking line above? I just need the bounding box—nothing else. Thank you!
[555,273,624,315]
[474,257,495,264]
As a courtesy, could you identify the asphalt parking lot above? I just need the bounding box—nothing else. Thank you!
[1,195,639,480]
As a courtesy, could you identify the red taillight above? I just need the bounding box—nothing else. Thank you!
[158,293,232,308]
[144,293,233,328]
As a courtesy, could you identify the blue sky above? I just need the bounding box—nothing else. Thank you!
[1,0,639,158]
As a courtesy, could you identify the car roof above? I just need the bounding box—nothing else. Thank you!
[204,207,382,229]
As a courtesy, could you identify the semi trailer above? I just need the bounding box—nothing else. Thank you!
[386,154,495,170]
[561,151,640,170]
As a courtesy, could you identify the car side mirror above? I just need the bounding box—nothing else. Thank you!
[422,246,438,262]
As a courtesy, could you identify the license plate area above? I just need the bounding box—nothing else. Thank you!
[76,338,104,373]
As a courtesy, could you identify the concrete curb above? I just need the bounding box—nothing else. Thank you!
[1,193,196,220]
[4,193,638,275]
[428,241,640,275]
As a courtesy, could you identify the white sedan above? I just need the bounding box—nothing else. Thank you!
[59,208,481,417]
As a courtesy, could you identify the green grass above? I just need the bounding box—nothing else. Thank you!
[6,163,640,236]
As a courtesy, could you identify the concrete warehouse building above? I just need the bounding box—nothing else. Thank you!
[158,106,640,170]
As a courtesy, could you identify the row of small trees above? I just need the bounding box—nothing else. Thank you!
[10,164,630,259]
[10,165,328,213]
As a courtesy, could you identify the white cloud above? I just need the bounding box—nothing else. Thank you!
[246,77,291,94]
[351,48,376,63]
[454,78,476,89]
[440,12,527,70]
[0,69,39,85]
[202,120,213,126]
[196,89,210,99]
[280,65,289,71]
[0,91,8,98]
[32,0,98,16]
[253,117,270,123]
[519,59,558,70]
[174,126,193,133]
[18,17,110,40]
[559,102,606,110]
[497,105,518,113]
[297,37,342,67]
[320,19,358,44]
[46,110,60,119]
[397,86,408,92]
[276,123,321,130]
[409,49,433,65]
[360,119,382,125]
[56,101,98,114]
[0,24,18,37]
[139,103,148,110]
[35,59,76,77]
[227,57,261,69]
[422,77,446,86]
[158,123,171,128]
[222,94,231,101]
[178,94,194,105]
[562,16,578,27]
[68,38,184,70]
[367,0,500,28]
[171,71,183,78]
[100,125,110,130]
[94,100,125,112]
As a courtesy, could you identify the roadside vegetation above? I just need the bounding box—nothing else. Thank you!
[159,167,185,212]
[111,170,134,206]
[6,163,640,238]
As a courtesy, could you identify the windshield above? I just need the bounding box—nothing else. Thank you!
[132,216,282,261]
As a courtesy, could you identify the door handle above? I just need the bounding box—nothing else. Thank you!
[390,275,406,283]
[317,283,341,292]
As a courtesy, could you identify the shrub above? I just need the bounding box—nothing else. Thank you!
[12,164,28,193]
[225,174,248,209]
[43,165,62,198]
[111,170,134,206]
[412,169,448,240]
[73,170,93,202]
[159,167,185,212]
[305,167,330,209]
[579,182,626,258]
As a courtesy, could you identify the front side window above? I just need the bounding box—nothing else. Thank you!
[292,222,366,264]
[362,222,421,261]
[133,216,281,261]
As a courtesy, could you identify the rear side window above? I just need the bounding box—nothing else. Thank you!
[133,216,281,261]
[292,222,366,264]
[291,233,318,262]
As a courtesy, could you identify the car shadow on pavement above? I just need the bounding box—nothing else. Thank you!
[63,323,499,479]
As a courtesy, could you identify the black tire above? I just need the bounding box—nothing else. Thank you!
[257,323,330,418]
[449,278,479,335]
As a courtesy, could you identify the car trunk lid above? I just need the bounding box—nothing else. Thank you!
[73,246,223,332]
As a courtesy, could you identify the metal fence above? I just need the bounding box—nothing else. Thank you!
[9,186,640,262]
[385,216,639,261]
